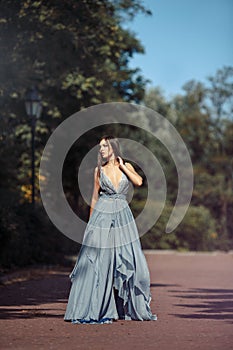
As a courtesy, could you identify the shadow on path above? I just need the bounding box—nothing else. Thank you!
[169,287,233,322]
[0,270,71,320]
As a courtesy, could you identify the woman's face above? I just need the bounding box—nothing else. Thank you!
[99,139,113,159]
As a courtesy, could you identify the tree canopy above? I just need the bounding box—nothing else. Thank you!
[0,0,150,119]
[142,66,233,251]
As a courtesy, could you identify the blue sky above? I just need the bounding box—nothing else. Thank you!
[126,0,233,98]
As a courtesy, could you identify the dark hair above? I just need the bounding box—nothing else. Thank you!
[97,135,125,176]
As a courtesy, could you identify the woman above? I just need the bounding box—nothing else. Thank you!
[64,135,157,324]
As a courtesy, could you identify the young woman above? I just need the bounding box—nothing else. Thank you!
[64,135,157,324]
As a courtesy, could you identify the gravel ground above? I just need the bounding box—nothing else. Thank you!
[0,250,232,350]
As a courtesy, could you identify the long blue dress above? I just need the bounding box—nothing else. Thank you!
[64,166,157,324]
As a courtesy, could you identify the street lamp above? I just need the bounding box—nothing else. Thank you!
[25,86,43,207]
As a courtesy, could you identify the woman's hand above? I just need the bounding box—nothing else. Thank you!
[118,159,143,186]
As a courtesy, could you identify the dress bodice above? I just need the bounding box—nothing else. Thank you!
[99,166,129,197]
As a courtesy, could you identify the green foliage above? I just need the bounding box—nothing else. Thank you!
[143,66,233,251]
[0,199,79,269]
[0,0,148,119]
[174,205,217,251]
[0,0,150,204]
[141,204,217,251]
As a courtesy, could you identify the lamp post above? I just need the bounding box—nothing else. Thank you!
[25,86,43,207]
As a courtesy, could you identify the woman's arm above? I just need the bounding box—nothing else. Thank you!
[89,166,100,219]
[118,158,143,186]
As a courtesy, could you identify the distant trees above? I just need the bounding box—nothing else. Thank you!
[142,66,233,251]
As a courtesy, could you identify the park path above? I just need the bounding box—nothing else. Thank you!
[0,251,232,350]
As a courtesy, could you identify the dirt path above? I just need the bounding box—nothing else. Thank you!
[0,251,232,350]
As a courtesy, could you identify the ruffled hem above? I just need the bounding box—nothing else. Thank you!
[65,314,157,324]
[112,242,157,321]
[70,317,114,324]
[66,243,158,322]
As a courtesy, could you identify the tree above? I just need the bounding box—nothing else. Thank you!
[143,66,233,250]
[0,0,151,201]
[0,0,150,117]
[0,0,153,268]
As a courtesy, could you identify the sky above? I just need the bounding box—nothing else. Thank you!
[126,0,233,99]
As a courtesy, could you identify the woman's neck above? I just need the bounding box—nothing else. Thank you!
[106,157,118,166]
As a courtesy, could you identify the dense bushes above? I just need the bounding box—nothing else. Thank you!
[141,204,219,251]
[0,197,79,270]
